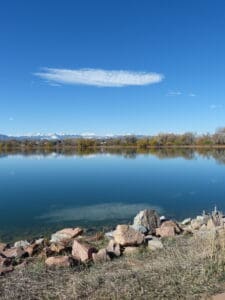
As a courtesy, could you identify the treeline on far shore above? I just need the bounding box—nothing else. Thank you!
[2,128,225,151]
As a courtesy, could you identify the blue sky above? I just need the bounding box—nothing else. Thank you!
[1,0,225,136]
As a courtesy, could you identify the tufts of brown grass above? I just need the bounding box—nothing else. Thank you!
[1,230,225,299]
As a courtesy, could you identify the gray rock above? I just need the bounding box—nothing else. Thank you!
[14,240,30,248]
[160,216,166,221]
[182,218,191,225]
[131,224,148,234]
[133,209,160,234]
[105,231,115,239]
[35,238,44,245]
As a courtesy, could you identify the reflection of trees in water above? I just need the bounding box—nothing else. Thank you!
[147,148,196,160]
[197,148,225,165]
[1,147,225,164]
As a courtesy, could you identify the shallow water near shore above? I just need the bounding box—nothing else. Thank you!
[1,148,225,242]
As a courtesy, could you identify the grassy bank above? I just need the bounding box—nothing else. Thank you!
[1,231,225,299]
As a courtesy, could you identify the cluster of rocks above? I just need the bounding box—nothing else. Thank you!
[1,208,225,275]
[182,209,225,233]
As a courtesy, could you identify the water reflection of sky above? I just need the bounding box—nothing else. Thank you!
[1,150,225,240]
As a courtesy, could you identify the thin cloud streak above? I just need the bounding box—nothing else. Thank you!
[34,68,164,87]
[188,93,196,97]
[210,104,223,110]
[166,90,182,96]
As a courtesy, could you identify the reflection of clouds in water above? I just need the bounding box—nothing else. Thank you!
[81,154,97,159]
[1,153,112,161]
[37,203,163,222]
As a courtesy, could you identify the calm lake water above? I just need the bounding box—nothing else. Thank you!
[1,148,225,241]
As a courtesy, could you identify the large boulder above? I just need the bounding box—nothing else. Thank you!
[113,225,144,246]
[72,240,97,262]
[50,227,83,244]
[45,256,73,267]
[156,220,182,237]
[133,209,160,234]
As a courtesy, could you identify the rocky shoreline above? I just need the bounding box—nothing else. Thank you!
[0,208,224,276]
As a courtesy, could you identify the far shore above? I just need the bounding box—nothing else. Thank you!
[3,144,225,151]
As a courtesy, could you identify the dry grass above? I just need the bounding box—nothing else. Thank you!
[1,230,225,300]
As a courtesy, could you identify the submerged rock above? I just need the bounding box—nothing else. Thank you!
[133,209,160,234]
[113,225,144,246]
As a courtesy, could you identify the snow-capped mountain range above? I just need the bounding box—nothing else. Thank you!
[0,133,140,141]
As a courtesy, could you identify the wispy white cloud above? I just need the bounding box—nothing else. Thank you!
[210,104,223,110]
[166,91,197,97]
[166,90,182,96]
[9,117,14,121]
[34,67,164,87]
[188,93,196,97]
